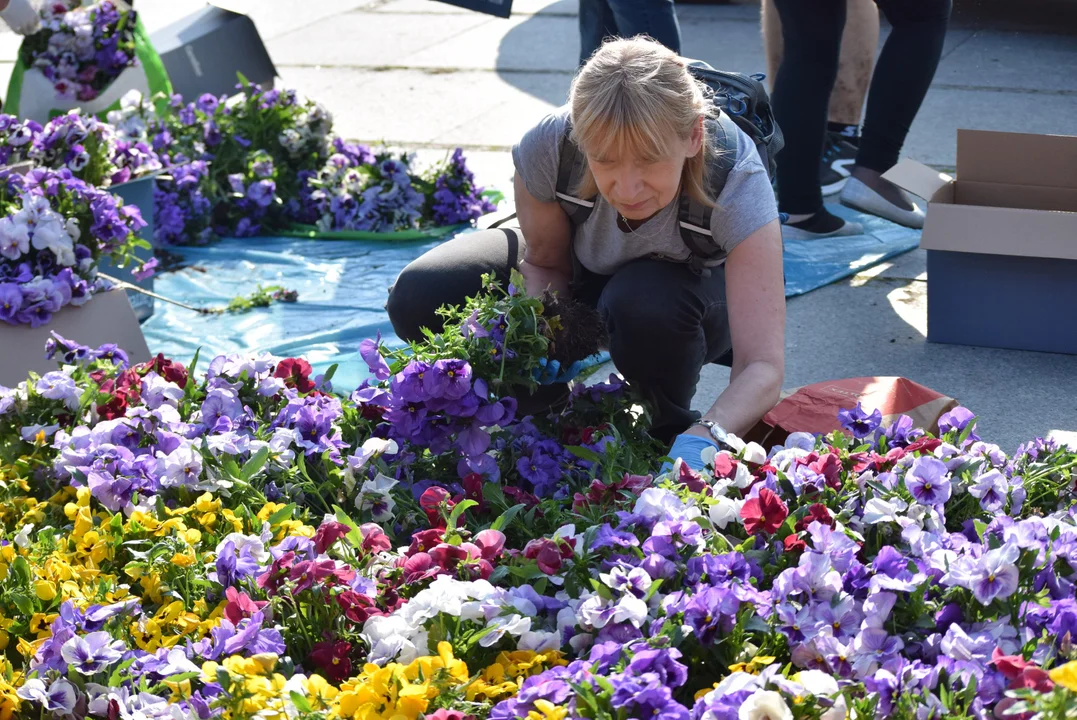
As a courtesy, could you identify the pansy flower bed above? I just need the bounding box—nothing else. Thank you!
[1,277,1076,720]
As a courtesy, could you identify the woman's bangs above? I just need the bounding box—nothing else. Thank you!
[575,97,678,163]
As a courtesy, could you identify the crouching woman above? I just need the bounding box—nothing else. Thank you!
[387,37,785,469]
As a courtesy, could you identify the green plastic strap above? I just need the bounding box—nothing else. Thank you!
[277,223,468,241]
[133,16,173,114]
[5,53,26,117]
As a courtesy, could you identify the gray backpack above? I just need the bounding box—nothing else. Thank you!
[554,61,783,276]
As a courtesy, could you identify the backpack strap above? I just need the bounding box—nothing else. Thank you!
[555,120,597,225]
[678,111,742,277]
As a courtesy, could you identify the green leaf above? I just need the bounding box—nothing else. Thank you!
[447,499,478,528]
[223,457,242,481]
[9,592,34,616]
[957,417,978,446]
[566,445,603,464]
[973,520,988,542]
[11,556,32,584]
[267,503,296,525]
[482,482,507,508]
[332,505,365,548]
[322,364,338,385]
[589,578,614,601]
[240,446,271,482]
[109,657,137,686]
[290,691,314,713]
[490,503,526,533]
[161,671,201,684]
[644,579,664,601]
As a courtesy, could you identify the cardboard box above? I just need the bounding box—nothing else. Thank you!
[884,130,1077,354]
[98,174,157,322]
[150,5,277,101]
[0,289,151,387]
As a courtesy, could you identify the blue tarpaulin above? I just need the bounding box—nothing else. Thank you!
[142,205,920,391]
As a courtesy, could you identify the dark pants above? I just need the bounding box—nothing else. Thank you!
[385,229,732,442]
[771,0,952,214]
[578,0,682,65]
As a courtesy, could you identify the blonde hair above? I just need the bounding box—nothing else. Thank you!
[569,36,717,206]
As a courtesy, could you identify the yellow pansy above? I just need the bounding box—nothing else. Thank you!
[32,580,57,602]
[220,508,244,533]
[527,699,569,720]
[729,655,777,675]
[304,673,340,709]
[1050,660,1077,692]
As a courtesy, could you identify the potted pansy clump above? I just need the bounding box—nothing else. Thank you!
[5,0,172,123]
[0,166,150,328]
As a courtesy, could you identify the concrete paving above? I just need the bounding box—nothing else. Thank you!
[2,0,1076,450]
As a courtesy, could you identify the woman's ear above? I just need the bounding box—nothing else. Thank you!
[686,115,705,158]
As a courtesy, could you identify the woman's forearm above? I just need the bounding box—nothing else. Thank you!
[688,360,783,439]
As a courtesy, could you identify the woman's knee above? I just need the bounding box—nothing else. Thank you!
[386,261,438,343]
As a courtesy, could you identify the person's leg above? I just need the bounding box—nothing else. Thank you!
[386,228,525,342]
[604,0,682,55]
[761,0,782,88]
[828,0,879,131]
[771,0,849,231]
[597,259,731,444]
[851,0,952,208]
[579,0,620,66]
[764,0,877,127]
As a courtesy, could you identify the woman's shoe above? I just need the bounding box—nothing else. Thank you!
[780,209,864,241]
[839,177,925,229]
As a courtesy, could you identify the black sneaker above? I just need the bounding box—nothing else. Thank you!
[820,133,858,196]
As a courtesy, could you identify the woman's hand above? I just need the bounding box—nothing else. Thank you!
[662,433,719,472]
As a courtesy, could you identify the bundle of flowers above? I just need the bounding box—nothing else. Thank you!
[0,166,150,327]
[105,91,218,247]
[19,0,139,103]
[2,279,1076,720]
[99,84,498,243]
[291,140,499,233]
[0,107,163,191]
[144,84,333,238]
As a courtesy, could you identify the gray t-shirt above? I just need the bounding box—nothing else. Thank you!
[511,106,779,276]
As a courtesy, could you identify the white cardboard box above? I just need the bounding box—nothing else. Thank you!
[0,289,151,387]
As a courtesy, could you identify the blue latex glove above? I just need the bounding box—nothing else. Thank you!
[661,433,720,473]
[532,352,611,385]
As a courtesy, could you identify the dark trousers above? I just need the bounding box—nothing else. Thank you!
[385,229,732,442]
[578,0,682,65]
[771,0,953,214]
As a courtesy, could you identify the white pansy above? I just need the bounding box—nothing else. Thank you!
[862,497,907,525]
[14,524,34,549]
[0,216,30,260]
[215,533,269,564]
[742,441,767,464]
[633,487,699,522]
[709,496,745,529]
[739,690,793,720]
